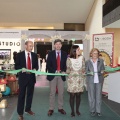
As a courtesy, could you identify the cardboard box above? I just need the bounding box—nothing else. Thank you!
[0,84,6,92]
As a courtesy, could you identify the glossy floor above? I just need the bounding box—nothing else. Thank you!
[0,75,120,120]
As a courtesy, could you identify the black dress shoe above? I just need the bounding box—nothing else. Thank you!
[58,109,66,114]
[25,110,35,115]
[48,110,54,116]
[91,112,96,116]
[76,111,81,116]
[71,112,75,117]
[97,113,102,116]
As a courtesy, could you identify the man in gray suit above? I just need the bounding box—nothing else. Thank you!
[85,48,105,117]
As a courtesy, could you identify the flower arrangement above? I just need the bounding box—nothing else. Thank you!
[50,35,64,42]
[21,34,28,41]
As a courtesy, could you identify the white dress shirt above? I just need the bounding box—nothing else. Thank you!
[91,59,99,83]
[55,50,61,59]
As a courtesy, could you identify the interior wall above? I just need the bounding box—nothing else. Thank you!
[106,28,120,66]
[85,0,105,51]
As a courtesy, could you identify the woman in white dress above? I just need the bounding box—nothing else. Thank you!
[66,45,85,117]
[41,59,46,72]
[37,54,42,71]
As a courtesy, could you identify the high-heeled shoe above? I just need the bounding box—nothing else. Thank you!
[71,112,75,117]
[76,111,81,116]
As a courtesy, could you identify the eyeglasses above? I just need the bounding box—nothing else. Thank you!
[93,53,98,54]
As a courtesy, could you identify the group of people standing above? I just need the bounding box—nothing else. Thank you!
[15,39,105,120]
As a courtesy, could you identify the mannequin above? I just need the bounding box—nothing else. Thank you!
[37,54,42,71]
[41,59,46,72]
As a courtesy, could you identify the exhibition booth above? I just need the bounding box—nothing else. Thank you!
[0,29,120,105]
[0,29,90,108]
[0,29,89,65]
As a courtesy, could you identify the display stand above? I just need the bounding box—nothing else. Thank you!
[7,80,18,95]
[6,74,18,95]
[107,72,120,103]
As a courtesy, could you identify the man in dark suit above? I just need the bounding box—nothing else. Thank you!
[46,39,67,116]
[15,41,38,120]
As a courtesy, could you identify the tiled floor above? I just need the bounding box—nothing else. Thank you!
[0,75,120,120]
[0,95,18,120]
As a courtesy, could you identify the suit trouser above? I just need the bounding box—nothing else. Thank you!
[49,76,64,110]
[87,82,102,113]
[17,76,34,115]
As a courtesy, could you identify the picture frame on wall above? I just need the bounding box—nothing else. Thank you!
[0,49,11,60]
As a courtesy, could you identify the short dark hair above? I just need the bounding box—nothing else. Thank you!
[70,45,79,58]
[54,39,62,44]
[99,54,102,57]
[25,41,29,45]
[25,41,33,45]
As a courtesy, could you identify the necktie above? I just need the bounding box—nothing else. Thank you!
[57,52,60,71]
[27,53,31,70]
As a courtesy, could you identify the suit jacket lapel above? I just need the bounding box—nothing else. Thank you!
[97,58,100,71]
[53,50,57,68]
[31,52,33,69]
[89,59,94,71]
[23,51,26,68]
[89,60,93,66]
[60,51,63,67]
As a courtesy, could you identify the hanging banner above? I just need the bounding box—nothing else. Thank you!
[93,33,114,66]
[0,29,21,38]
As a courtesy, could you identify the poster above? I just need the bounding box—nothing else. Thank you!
[93,33,114,66]
[93,33,114,95]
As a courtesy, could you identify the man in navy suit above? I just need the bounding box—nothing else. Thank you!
[15,41,38,120]
[46,39,67,116]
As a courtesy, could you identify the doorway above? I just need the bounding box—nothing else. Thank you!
[36,42,52,60]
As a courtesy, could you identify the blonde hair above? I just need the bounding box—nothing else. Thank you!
[90,48,100,57]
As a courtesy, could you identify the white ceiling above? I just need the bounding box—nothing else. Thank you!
[0,0,95,27]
